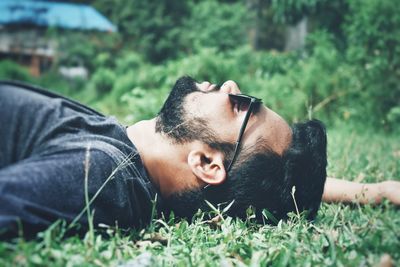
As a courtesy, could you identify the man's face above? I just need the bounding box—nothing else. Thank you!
[157,76,292,157]
[185,79,292,156]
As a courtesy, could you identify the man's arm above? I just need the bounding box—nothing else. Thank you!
[322,177,400,205]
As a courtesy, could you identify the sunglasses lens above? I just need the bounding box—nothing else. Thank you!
[229,94,252,110]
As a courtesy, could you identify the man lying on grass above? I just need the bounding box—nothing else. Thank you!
[0,77,399,239]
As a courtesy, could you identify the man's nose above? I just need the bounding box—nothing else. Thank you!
[220,80,241,95]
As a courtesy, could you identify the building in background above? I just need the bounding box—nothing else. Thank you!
[0,0,116,77]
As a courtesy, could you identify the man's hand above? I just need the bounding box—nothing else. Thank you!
[323,177,400,205]
[380,181,400,205]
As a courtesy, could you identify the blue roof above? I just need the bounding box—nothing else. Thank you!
[0,0,117,32]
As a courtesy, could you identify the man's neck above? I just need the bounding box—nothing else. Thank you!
[126,118,197,196]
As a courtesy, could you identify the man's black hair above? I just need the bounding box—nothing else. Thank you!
[164,119,327,222]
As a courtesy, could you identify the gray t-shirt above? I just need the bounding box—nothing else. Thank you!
[0,81,158,238]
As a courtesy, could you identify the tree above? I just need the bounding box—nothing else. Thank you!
[93,0,191,62]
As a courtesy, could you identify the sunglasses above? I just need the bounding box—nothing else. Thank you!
[226,93,262,172]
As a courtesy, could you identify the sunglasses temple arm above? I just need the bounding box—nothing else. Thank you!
[226,141,240,172]
[226,100,255,172]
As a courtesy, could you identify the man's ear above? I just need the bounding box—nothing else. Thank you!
[187,148,227,186]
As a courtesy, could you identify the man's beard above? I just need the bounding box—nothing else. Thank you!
[155,76,200,143]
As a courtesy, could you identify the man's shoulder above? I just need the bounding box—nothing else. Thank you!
[43,139,137,165]
[0,80,104,117]
[48,139,148,179]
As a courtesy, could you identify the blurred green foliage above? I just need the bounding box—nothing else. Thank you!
[345,0,400,128]
[0,60,33,82]
[0,0,398,130]
[183,0,251,53]
[93,0,191,62]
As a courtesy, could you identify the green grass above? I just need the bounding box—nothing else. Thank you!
[1,125,399,266]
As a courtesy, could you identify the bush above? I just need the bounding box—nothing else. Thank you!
[91,68,116,94]
[183,0,251,53]
[0,60,33,82]
[37,71,85,96]
[345,0,400,128]
[121,87,167,122]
